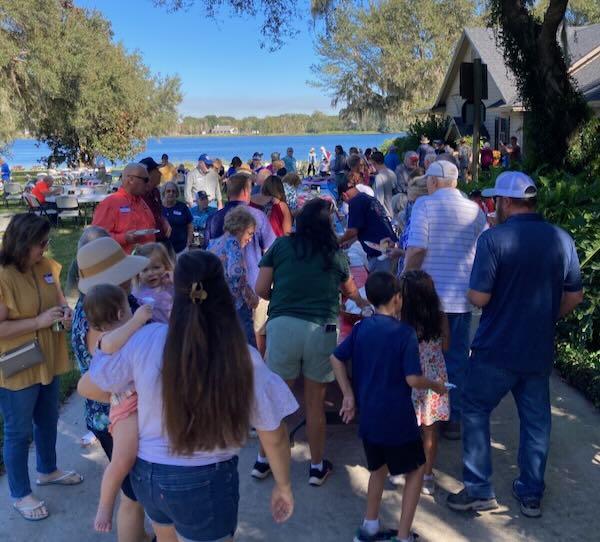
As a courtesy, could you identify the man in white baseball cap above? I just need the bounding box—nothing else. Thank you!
[448,170,583,517]
[404,160,487,443]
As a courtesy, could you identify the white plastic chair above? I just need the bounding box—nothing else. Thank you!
[3,183,23,206]
[56,195,81,225]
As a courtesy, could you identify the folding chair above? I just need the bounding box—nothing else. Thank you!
[23,193,58,224]
[3,183,23,207]
[56,195,81,225]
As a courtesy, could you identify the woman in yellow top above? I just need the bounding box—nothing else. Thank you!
[0,214,83,521]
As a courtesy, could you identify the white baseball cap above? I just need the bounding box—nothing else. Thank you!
[425,160,458,181]
[481,171,537,199]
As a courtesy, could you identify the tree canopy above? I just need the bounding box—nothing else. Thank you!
[310,0,477,129]
[0,0,182,165]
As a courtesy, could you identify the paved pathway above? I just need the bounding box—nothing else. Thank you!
[1,372,599,541]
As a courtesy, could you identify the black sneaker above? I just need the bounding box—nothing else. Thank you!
[512,480,542,518]
[251,461,271,480]
[353,526,398,542]
[447,488,498,512]
[308,459,333,486]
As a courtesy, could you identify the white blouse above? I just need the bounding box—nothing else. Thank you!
[90,323,298,466]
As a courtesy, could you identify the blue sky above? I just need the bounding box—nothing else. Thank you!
[76,0,336,118]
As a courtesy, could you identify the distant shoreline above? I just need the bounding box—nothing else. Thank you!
[15,131,390,141]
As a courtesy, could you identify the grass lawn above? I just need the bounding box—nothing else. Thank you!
[0,210,83,471]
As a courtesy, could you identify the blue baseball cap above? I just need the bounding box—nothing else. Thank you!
[198,154,213,166]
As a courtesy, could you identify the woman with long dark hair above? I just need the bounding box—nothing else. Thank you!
[79,250,297,542]
[252,198,368,485]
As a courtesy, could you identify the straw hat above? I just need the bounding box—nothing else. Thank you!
[77,237,149,294]
[237,163,252,175]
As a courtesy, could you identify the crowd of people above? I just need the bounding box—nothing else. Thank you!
[0,140,584,542]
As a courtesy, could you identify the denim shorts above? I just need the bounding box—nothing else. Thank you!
[130,456,239,542]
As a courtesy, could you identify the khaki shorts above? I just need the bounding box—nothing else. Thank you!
[253,298,269,335]
[266,316,337,383]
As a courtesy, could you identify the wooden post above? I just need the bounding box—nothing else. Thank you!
[472,57,482,184]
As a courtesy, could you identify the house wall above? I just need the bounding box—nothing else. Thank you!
[442,43,507,147]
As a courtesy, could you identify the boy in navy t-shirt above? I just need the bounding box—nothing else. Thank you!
[330,272,446,542]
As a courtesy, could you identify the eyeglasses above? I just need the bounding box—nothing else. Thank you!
[129,174,150,183]
[40,238,51,248]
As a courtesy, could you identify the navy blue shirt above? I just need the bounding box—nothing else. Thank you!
[347,192,398,258]
[162,201,192,253]
[333,315,422,446]
[470,213,582,374]
[204,201,244,246]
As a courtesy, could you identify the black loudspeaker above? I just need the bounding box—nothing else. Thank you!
[460,62,489,101]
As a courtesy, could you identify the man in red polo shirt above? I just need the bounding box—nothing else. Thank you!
[92,163,156,254]
[32,174,62,204]
[31,174,62,224]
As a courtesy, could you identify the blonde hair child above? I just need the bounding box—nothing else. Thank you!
[132,243,174,323]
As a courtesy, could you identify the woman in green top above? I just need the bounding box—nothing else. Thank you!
[254,198,367,485]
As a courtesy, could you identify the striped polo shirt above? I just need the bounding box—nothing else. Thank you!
[407,187,487,313]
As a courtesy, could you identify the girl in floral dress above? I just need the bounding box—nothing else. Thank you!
[400,270,450,495]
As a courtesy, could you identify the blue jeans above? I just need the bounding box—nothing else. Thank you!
[444,312,472,422]
[462,356,551,500]
[0,377,60,498]
[367,256,392,273]
[131,456,239,542]
[237,303,257,348]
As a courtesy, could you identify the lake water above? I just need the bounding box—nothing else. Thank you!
[4,133,403,168]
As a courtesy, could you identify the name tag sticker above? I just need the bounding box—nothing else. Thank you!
[43,273,55,284]
[119,207,131,213]
[173,210,182,216]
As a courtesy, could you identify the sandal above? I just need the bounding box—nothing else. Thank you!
[80,431,97,447]
[13,499,49,521]
[36,470,84,486]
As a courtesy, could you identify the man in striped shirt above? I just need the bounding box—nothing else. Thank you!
[404,160,487,439]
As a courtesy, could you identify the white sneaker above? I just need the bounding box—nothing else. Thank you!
[421,475,435,495]
[389,474,403,485]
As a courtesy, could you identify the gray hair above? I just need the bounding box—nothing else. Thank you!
[65,226,111,297]
[423,153,437,170]
[403,151,418,167]
[161,181,179,196]
[223,206,256,237]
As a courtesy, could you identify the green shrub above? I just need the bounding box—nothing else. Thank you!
[555,344,600,408]
[381,115,450,156]
[567,117,600,179]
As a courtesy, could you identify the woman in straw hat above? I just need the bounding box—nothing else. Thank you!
[0,214,83,522]
[78,249,297,542]
[71,231,149,540]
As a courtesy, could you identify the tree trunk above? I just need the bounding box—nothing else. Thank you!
[495,0,590,167]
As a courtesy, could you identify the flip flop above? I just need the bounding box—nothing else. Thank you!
[13,500,49,521]
[80,431,97,447]
[36,470,83,486]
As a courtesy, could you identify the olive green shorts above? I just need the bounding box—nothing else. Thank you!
[266,316,338,383]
